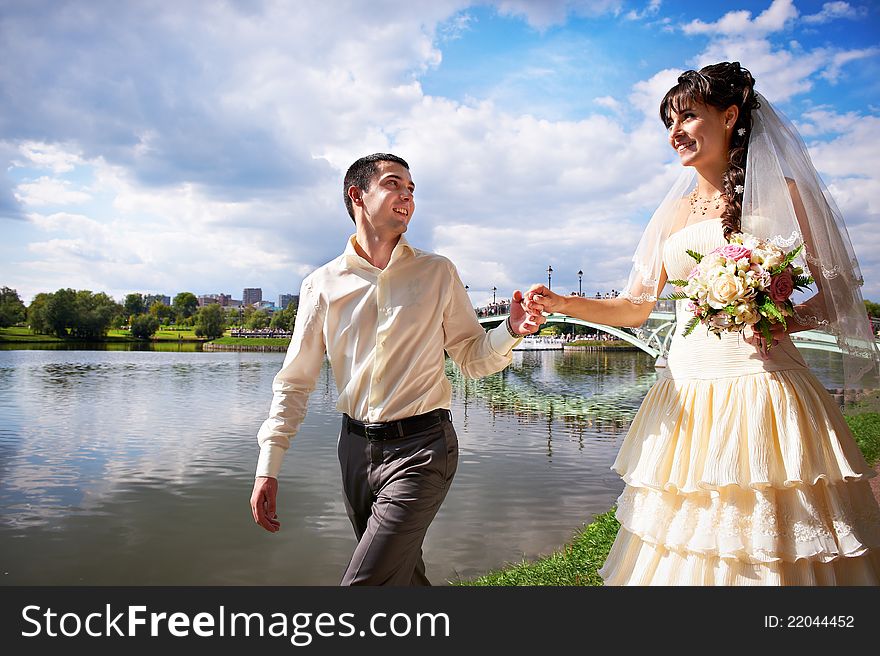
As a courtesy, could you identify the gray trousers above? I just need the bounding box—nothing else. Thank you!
[337,414,458,586]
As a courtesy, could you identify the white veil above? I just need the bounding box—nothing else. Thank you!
[621,93,878,392]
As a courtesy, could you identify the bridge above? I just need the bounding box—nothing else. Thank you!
[477,309,879,360]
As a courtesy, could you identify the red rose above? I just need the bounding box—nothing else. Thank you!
[768,269,794,302]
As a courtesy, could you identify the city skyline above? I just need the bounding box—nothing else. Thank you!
[2,1,878,306]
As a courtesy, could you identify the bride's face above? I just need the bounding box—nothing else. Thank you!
[666,102,731,169]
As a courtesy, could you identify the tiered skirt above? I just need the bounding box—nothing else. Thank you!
[598,369,880,585]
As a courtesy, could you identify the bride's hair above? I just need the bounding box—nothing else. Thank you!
[660,62,760,240]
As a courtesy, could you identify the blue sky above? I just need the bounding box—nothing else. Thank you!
[1,0,879,306]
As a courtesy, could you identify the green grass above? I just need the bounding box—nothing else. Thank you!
[846,413,880,466]
[107,327,203,342]
[0,327,64,342]
[456,409,880,586]
[453,509,620,586]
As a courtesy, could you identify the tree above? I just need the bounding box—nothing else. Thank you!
[27,293,53,334]
[26,289,119,339]
[865,299,880,319]
[0,287,27,327]
[148,301,175,324]
[70,290,120,340]
[130,314,161,339]
[173,292,199,323]
[43,288,78,338]
[123,293,146,319]
[246,309,270,330]
[194,303,226,339]
[269,305,296,332]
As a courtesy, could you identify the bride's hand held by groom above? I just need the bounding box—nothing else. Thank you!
[508,289,547,335]
[523,284,564,316]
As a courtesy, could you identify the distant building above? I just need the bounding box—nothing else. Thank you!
[243,288,262,306]
[255,300,276,312]
[278,294,299,310]
[144,294,171,307]
[197,293,232,307]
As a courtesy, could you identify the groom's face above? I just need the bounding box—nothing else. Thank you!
[357,161,415,237]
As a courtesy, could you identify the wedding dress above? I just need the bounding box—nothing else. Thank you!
[599,218,880,585]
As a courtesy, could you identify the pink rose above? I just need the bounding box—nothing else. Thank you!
[717,244,751,262]
[768,269,794,302]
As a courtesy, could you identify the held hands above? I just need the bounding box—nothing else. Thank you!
[250,476,281,533]
[508,289,546,335]
[523,284,563,315]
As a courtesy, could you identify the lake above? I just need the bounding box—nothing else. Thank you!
[0,344,859,585]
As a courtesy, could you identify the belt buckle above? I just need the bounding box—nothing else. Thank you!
[363,422,388,441]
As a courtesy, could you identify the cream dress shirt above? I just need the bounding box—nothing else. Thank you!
[255,234,521,478]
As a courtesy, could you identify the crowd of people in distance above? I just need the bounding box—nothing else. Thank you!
[230,327,292,338]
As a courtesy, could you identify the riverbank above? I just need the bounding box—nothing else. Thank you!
[0,326,206,344]
[202,336,290,351]
[565,340,640,351]
[456,397,880,586]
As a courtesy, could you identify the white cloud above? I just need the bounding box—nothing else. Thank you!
[493,0,624,29]
[15,176,92,207]
[682,0,798,36]
[1,0,878,309]
[821,47,880,83]
[805,112,880,299]
[15,141,84,173]
[594,95,622,110]
[626,0,662,21]
[796,108,863,136]
[803,1,866,24]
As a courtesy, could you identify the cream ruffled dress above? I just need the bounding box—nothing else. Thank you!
[599,218,880,585]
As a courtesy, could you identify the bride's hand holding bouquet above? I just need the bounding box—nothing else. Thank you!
[663,231,813,356]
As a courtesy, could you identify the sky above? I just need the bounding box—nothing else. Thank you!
[1,0,879,307]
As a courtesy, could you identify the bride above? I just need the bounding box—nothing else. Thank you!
[525,62,880,585]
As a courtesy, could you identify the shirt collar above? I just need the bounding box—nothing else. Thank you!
[344,234,414,271]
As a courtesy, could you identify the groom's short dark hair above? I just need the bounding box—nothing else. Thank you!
[343,153,410,222]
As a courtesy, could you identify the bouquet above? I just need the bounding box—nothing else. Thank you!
[664,232,813,348]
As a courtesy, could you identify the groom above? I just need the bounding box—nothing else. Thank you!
[250,153,544,585]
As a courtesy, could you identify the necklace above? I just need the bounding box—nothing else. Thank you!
[688,189,722,216]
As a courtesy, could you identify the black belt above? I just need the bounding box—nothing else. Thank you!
[344,409,452,441]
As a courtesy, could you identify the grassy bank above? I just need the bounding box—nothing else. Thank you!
[0,327,65,342]
[107,327,204,342]
[456,405,880,586]
[0,326,205,343]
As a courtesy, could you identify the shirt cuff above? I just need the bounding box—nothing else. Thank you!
[488,321,522,355]
[255,444,286,479]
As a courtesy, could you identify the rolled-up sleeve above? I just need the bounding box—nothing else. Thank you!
[441,261,520,378]
[255,276,326,479]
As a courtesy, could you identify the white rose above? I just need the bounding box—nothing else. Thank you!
[733,303,759,325]
[706,272,746,309]
[762,250,784,269]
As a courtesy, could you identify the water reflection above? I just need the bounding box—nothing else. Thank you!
[0,345,865,585]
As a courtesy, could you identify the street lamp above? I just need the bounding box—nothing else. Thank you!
[578,270,583,297]
[492,286,497,304]
[547,265,553,290]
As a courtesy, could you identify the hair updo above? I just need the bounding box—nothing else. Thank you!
[660,62,760,240]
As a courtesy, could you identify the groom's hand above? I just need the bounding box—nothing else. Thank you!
[251,476,281,533]
[508,289,545,335]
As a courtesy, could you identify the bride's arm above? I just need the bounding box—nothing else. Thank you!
[525,267,667,328]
